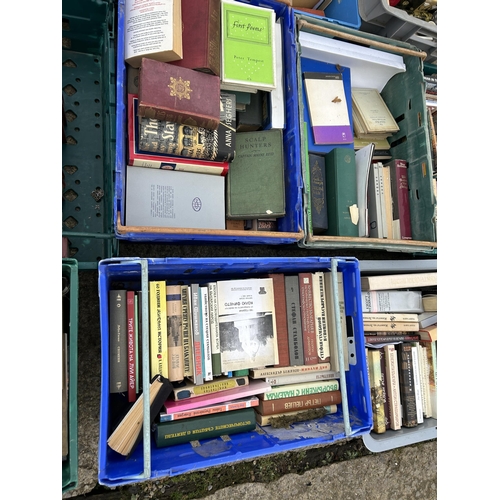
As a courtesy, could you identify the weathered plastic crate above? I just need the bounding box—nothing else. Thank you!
[62,0,118,269]
[294,13,437,254]
[97,256,372,486]
[62,258,79,493]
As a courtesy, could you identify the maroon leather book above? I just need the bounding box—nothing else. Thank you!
[138,58,220,130]
[266,273,290,368]
[169,0,221,76]
[388,159,412,240]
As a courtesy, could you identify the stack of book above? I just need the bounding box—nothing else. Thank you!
[362,271,437,434]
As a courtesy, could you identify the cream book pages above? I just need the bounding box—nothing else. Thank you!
[303,72,353,145]
[352,88,399,134]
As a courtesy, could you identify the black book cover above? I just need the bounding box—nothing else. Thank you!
[308,153,328,234]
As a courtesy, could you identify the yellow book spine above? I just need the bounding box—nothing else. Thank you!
[149,281,168,378]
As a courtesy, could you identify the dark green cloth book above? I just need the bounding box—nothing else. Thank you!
[153,407,256,447]
[324,148,358,237]
[226,129,285,220]
[308,153,328,234]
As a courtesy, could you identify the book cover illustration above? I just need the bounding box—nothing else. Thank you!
[217,277,278,372]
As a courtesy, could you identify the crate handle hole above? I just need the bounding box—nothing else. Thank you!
[63,84,77,96]
[63,165,78,175]
[65,110,77,122]
[64,216,78,229]
[64,189,78,202]
[65,136,77,145]
[92,187,104,202]
[62,59,76,68]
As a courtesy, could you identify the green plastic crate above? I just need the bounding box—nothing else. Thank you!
[62,258,79,493]
[62,0,118,269]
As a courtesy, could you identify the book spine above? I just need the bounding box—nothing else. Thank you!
[257,390,342,416]
[259,379,340,401]
[189,283,204,385]
[149,281,169,379]
[364,334,421,343]
[363,321,420,332]
[199,286,213,381]
[312,272,330,362]
[396,343,418,427]
[299,273,319,365]
[154,408,256,447]
[285,275,304,366]
[308,153,328,233]
[377,162,388,238]
[378,347,390,430]
[129,156,228,176]
[135,291,141,393]
[381,163,394,239]
[336,271,350,371]
[255,405,337,426]
[361,290,423,313]
[390,159,412,240]
[367,349,386,434]
[166,285,184,383]
[267,274,290,367]
[138,104,219,131]
[411,345,424,424]
[249,362,331,379]
[126,291,137,402]
[109,290,128,393]
[264,370,339,387]
[181,285,194,378]
[361,272,437,292]
[208,282,222,377]
[417,343,431,419]
[173,376,249,401]
[363,313,419,322]
[368,162,383,238]
[383,344,402,430]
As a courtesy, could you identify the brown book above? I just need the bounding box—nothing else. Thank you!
[367,349,386,434]
[265,273,290,367]
[256,390,341,416]
[298,273,318,365]
[138,58,221,130]
[169,0,221,76]
[396,343,418,428]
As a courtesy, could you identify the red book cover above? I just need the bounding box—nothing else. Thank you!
[127,94,229,176]
[266,273,290,367]
[138,58,221,130]
[169,0,221,76]
[388,159,412,240]
[299,273,319,365]
[256,390,341,416]
[126,291,137,403]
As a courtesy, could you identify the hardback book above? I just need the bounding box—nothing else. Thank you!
[128,94,229,175]
[383,344,402,430]
[138,58,220,130]
[135,291,143,392]
[363,312,419,323]
[367,162,384,238]
[418,324,437,343]
[387,159,412,239]
[258,378,339,401]
[153,407,256,448]
[311,271,330,362]
[284,275,305,366]
[169,0,221,75]
[255,405,337,427]
[107,375,174,457]
[361,272,437,292]
[124,165,226,230]
[249,362,331,379]
[298,273,319,365]
[367,348,386,434]
[396,343,418,427]
[361,290,423,313]
[208,282,222,377]
[364,334,420,344]
[265,273,290,367]
[422,294,437,312]
[124,0,182,68]
[256,390,342,416]
[354,136,391,151]
[159,395,259,422]
[217,277,278,372]
[163,379,271,413]
[303,72,353,145]
[181,285,194,378]
[308,153,328,234]
[137,92,236,163]
[170,375,249,401]
[245,218,279,231]
[109,290,128,394]
[378,347,390,430]
[149,281,169,379]
[351,88,399,135]
[264,369,339,387]
[236,90,264,132]
[411,345,424,424]
[268,18,286,129]
[199,286,213,381]
[189,283,204,385]
[220,0,277,93]
[414,342,429,420]
[166,285,184,382]
[422,340,437,419]
[363,321,419,332]
[379,162,394,239]
[126,291,137,402]
[418,311,437,330]
[225,129,286,220]
[324,147,358,237]
[355,143,375,237]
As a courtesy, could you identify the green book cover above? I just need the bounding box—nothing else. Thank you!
[226,129,285,219]
[220,0,276,91]
[324,148,358,237]
[154,407,256,447]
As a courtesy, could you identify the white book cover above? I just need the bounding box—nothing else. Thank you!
[125,165,226,229]
[355,143,375,237]
[312,271,330,361]
[199,286,213,381]
[270,19,285,129]
[376,162,388,238]
[411,345,424,424]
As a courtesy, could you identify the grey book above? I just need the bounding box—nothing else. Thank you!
[285,275,304,366]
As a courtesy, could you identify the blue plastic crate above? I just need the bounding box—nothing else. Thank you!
[98,256,372,486]
[113,0,304,244]
[323,0,361,29]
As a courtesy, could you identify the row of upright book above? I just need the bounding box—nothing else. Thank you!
[107,269,352,456]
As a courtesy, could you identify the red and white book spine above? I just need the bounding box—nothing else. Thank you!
[126,291,136,403]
